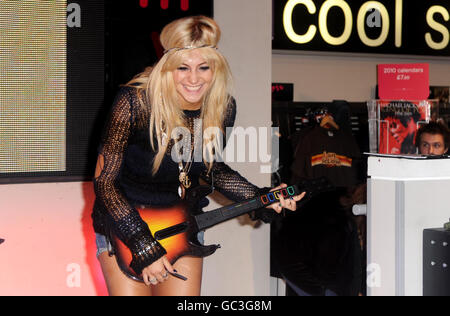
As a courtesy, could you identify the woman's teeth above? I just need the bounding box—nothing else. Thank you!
[185,85,202,92]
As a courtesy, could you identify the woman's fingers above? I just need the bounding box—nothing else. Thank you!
[277,195,285,213]
[270,183,287,193]
[143,270,166,286]
[142,256,173,286]
[154,272,166,283]
[143,274,150,286]
[150,276,158,285]
[143,273,158,286]
[285,192,306,210]
[162,256,175,274]
[270,194,286,213]
[293,191,306,202]
[269,191,306,212]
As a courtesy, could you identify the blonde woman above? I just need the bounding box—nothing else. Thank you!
[92,15,305,296]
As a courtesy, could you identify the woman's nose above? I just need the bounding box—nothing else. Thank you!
[187,70,199,84]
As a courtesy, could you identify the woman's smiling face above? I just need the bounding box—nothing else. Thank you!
[172,49,213,110]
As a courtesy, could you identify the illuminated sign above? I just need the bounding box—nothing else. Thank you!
[0,1,66,175]
[273,0,450,56]
[139,0,190,10]
[272,83,294,101]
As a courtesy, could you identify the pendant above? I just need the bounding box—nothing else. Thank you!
[179,171,191,189]
[179,171,186,184]
[182,174,191,189]
[178,185,186,199]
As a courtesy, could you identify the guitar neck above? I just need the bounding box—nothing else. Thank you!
[195,185,299,231]
[195,199,261,231]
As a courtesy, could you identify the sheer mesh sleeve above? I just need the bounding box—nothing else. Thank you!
[200,98,276,223]
[93,87,166,275]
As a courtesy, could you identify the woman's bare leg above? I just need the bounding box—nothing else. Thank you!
[98,252,152,296]
[152,256,203,296]
[98,252,203,296]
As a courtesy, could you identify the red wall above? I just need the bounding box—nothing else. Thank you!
[0,182,107,296]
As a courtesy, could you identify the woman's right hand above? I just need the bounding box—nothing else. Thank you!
[141,255,175,286]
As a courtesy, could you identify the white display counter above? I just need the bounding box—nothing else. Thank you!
[367,156,450,296]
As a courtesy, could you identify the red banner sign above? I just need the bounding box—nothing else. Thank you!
[378,63,429,100]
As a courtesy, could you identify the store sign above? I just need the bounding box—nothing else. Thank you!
[272,83,294,101]
[378,64,429,100]
[273,0,450,56]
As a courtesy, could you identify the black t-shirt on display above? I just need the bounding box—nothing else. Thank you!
[274,125,363,296]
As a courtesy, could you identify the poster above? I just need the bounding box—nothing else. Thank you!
[378,100,431,154]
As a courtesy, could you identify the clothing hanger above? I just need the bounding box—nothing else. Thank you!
[320,114,339,130]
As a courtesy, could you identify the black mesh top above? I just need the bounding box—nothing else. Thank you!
[92,86,273,274]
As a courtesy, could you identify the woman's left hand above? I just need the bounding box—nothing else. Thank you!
[266,183,306,213]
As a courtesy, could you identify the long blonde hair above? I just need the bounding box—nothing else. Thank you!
[126,16,233,175]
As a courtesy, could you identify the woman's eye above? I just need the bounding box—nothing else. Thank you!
[177,66,189,71]
[199,66,210,71]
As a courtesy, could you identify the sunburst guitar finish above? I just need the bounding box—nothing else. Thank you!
[110,184,303,281]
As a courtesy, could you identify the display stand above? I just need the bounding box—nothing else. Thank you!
[367,155,450,296]
[367,99,438,155]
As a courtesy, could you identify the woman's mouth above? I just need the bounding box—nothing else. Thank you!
[184,84,203,92]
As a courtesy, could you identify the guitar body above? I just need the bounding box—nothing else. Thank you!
[108,182,311,282]
[110,185,220,282]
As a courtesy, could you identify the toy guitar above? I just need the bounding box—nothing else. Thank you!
[110,178,333,282]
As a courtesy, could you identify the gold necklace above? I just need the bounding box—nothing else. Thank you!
[177,120,198,197]
[176,115,201,198]
[177,145,193,199]
[178,158,193,188]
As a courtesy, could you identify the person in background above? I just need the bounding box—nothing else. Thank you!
[415,121,449,155]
